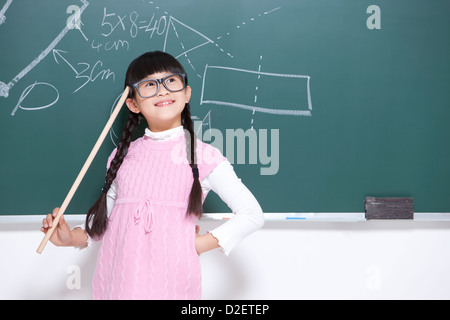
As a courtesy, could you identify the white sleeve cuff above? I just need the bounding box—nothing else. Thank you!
[73,224,92,251]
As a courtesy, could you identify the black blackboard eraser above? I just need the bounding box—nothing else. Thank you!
[365,197,414,220]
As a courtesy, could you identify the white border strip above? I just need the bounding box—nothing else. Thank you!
[1,213,450,224]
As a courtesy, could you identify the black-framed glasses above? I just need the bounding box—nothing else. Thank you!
[132,73,187,98]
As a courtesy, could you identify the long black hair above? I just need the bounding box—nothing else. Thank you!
[85,51,202,238]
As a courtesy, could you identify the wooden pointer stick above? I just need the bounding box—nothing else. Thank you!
[36,86,130,254]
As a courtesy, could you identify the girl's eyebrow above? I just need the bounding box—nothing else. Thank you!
[142,72,173,81]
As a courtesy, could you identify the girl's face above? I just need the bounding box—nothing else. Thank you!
[126,71,191,132]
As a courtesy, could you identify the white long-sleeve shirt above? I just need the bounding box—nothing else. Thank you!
[80,126,264,255]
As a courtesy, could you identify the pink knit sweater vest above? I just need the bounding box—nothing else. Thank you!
[92,133,225,300]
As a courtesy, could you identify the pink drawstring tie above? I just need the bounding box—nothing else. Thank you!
[134,199,154,233]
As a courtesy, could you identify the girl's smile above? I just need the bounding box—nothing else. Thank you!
[154,99,176,107]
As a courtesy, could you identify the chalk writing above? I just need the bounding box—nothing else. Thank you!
[53,49,115,93]
[2,0,313,125]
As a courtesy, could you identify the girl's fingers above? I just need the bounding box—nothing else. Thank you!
[40,208,63,241]
[52,207,60,217]
[42,211,59,229]
[46,214,54,228]
[42,215,51,228]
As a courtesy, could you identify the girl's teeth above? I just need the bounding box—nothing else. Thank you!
[157,101,172,106]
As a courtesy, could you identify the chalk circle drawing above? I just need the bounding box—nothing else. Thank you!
[10,81,59,116]
[200,65,312,116]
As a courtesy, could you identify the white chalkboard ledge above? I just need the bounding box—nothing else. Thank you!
[1,213,450,224]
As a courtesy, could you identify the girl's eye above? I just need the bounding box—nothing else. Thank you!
[144,81,156,87]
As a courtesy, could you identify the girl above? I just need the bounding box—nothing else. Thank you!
[41,51,264,300]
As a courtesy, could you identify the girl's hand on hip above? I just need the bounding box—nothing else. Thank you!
[195,225,220,255]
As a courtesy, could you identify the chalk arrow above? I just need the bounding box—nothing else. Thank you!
[52,49,81,76]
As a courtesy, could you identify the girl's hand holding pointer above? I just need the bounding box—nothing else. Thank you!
[40,207,73,246]
[40,207,88,247]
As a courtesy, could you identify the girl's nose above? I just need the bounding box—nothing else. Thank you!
[157,84,170,96]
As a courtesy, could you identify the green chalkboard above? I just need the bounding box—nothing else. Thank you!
[1,0,450,215]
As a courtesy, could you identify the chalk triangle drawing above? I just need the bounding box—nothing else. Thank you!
[163,16,214,59]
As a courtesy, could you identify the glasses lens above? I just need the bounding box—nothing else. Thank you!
[138,80,158,98]
[164,74,185,92]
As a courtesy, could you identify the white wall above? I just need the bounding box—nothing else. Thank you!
[1,215,450,300]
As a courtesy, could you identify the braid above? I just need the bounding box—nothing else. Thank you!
[106,112,139,185]
[182,103,203,218]
[85,111,140,238]
[182,105,197,166]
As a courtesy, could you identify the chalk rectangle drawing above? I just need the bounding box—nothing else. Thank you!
[200,65,312,116]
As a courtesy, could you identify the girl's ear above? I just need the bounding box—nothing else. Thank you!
[126,98,140,114]
[185,86,192,104]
